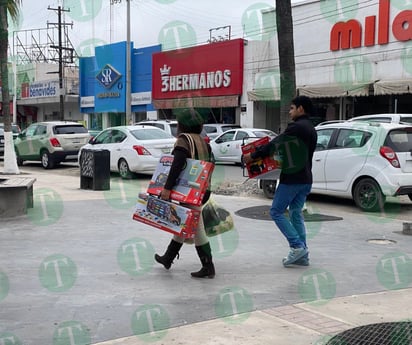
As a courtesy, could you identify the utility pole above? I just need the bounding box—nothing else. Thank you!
[111,0,132,124]
[48,6,74,121]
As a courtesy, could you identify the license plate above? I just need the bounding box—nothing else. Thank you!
[162,148,172,153]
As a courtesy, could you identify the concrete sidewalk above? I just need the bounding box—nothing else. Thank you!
[1,167,412,345]
[92,288,412,345]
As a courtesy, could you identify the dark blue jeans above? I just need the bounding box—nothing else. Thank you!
[270,183,312,249]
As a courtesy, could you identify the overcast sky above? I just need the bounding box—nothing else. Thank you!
[10,0,304,57]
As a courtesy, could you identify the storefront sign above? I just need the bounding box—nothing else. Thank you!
[80,96,95,108]
[152,38,244,100]
[330,0,412,51]
[22,80,59,99]
[94,41,128,113]
[132,91,152,105]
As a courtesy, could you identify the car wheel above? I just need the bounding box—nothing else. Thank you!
[41,150,55,169]
[118,158,133,179]
[262,179,277,199]
[353,178,386,212]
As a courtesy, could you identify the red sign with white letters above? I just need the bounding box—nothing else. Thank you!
[152,39,244,99]
[330,0,412,51]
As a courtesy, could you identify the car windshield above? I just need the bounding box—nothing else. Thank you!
[54,125,88,134]
[399,116,412,125]
[252,130,277,138]
[131,128,174,140]
[169,123,178,137]
[384,128,412,152]
[0,124,19,133]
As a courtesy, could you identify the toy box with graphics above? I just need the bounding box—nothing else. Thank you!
[241,136,281,180]
[132,193,200,239]
[147,154,214,206]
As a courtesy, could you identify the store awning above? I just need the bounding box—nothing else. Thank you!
[247,88,281,101]
[374,79,412,95]
[153,95,239,109]
[298,83,370,98]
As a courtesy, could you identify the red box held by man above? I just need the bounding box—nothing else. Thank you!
[147,154,214,206]
[241,136,281,180]
[132,193,200,239]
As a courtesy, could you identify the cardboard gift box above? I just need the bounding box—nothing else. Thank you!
[132,193,200,239]
[147,154,214,206]
[241,136,281,180]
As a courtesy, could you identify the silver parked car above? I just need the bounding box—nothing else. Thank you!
[203,123,241,140]
[14,121,90,169]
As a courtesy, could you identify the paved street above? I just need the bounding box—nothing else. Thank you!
[0,162,412,345]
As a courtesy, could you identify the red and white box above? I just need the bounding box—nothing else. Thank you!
[147,154,214,206]
[241,136,281,180]
[132,193,200,239]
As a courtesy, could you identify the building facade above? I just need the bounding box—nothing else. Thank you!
[7,0,412,133]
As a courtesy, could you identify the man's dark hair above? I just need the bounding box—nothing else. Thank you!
[291,96,313,115]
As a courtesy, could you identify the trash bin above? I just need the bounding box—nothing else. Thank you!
[79,149,110,191]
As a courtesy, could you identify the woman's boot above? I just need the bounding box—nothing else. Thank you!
[154,239,183,269]
[191,243,215,278]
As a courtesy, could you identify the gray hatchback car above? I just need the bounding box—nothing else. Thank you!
[14,121,90,168]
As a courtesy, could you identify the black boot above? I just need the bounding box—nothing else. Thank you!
[154,240,183,270]
[191,243,215,279]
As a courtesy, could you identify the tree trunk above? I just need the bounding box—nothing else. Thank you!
[0,0,19,174]
[275,0,297,132]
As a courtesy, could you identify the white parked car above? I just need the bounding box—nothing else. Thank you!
[348,113,412,125]
[312,121,412,211]
[210,128,277,164]
[260,121,412,211]
[79,125,176,179]
[203,123,241,140]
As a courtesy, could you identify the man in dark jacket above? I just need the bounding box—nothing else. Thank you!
[243,96,317,267]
